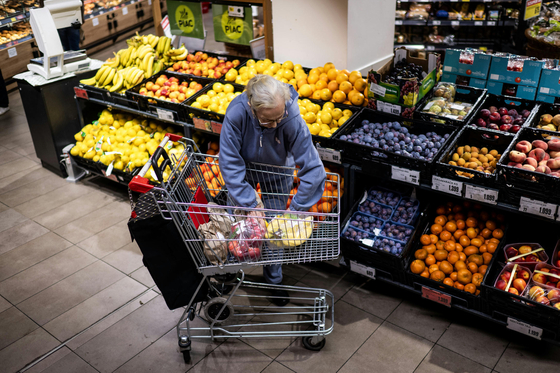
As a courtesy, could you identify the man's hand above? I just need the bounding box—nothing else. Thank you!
[248,210,266,229]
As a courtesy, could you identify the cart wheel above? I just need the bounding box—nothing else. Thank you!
[188,307,195,321]
[204,297,234,324]
[182,350,191,364]
[302,336,326,351]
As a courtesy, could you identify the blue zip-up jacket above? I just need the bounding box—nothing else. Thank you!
[219,85,326,211]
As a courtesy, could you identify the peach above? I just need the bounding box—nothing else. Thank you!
[509,150,527,163]
[532,140,548,151]
[549,138,560,151]
[145,81,154,90]
[536,295,551,305]
[533,273,547,284]
[515,140,532,153]
[550,289,560,300]
[529,286,545,298]
[551,172,560,178]
[528,148,549,162]
[151,84,160,92]
[550,151,560,158]
[522,164,536,171]
[547,157,560,170]
[536,165,552,174]
[508,287,519,295]
[525,158,538,168]
[541,114,553,124]
[513,278,527,293]
[508,162,522,168]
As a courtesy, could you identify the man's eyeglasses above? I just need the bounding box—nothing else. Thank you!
[252,108,288,126]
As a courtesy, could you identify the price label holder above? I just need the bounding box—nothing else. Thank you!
[350,260,376,280]
[474,21,484,26]
[156,108,174,122]
[92,17,99,26]
[432,20,441,26]
[421,287,451,307]
[465,184,498,205]
[395,20,403,25]
[377,101,402,115]
[487,21,496,26]
[426,45,435,51]
[451,21,460,26]
[316,146,341,164]
[519,196,557,220]
[391,165,419,185]
[123,6,128,15]
[7,47,17,58]
[432,175,463,196]
[74,87,89,100]
[507,317,542,340]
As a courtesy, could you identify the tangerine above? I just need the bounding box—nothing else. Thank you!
[481,228,492,239]
[436,241,445,251]
[440,261,454,275]
[410,259,426,274]
[464,246,479,256]
[486,220,497,230]
[420,234,431,246]
[424,244,436,254]
[415,249,428,260]
[429,264,440,274]
[430,270,446,282]
[454,282,465,291]
[471,238,483,247]
[482,252,493,265]
[466,217,478,228]
[478,265,488,275]
[420,269,430,278]
[456,220,466,230]
[450,271,458,281]
[455,212,466,221]
[445,221,457,233]
[435,215,447,226]
[459,252,467,262]
[443,278,454,287]
[429,234,439,244]
[435,249,448,261]
[464,283,477,294]
[472,273,484,287]
[455,260,467,271]
[468,254,484,266]
[487,242,498,254]
[459,236,471,247]
[447,251,460,265]
[467,262,478,274]
[492,229,504,239]
[466,227,478,239]
[457,269,473,285]
[453,229,465,240]
[455,243,464,252]
[436,206,447,215]
[425,255,436,266]
[445,241,456,251]
[431,223,443,235]
[479,244,487,253]
[440,231,452,241]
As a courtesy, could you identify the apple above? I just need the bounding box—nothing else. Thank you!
[529,285,545,299]
[496,279,507,291]
[489,123,500,131]
[508,109,518,117]
[555,259,560,268]
[514,256,526,263]
[505,247,519,258]
[501,271,512,282]
[517,269,531,281]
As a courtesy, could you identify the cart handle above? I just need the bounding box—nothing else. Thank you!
[128,133,182,193]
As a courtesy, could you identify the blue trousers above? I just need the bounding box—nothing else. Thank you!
[58,27,80,51]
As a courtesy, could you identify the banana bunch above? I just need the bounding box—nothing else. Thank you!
[266,214,314,248]
[164,43,188,61]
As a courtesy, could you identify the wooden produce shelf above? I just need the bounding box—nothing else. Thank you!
[0,37,35,80]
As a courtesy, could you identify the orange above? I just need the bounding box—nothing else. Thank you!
[440,231,452,242]
[445,241,456,252]
[454,282,465,291]
[434,249,448,261]
[211,178,222,191]
[315,79,328,90]
[464,283,477,294]
[481,228,492,239]
[318,202,332,213]
[454,260,467,271]
[445,221,457,233]
[326,68,338,81]
[431,224,443,235]
[478,265,488,275]
[455,243,464,252]
[472,273,484,287]
[466,217,478,228]
[455,212,466,221]
[459,252,467,262]
[436,241,445,251]
[339,81,353,94]
[429,234,439,244]
[468,254,484,266]
[459,236,470,247]
[332,90,346,103]
[185,177,197,190]
[453,230,465,240]
[482,252,493,265]
[435,215,447,226]
[470,238,483,248]
[420,235,432,246]
[457,269,473,285]
[415,249,428,260]
[203,171,213,182]
[489,238,500,245]
[486,220,497,230]
[350,92,365,106]
[428,264,440,274]
[430,270,445,282]
[312,90,322,100]
[320,88,333,101]
[420,269,430,278]
[492,229,504,239]
[464,246,479,256]
[456,220,466,230]
[487,242,498,254]
[410,259,426,274]
[443,278,454,287]
[447,251,460,265]
[327,80,339,92]
[440,261,453,275]
[466,227,478,239]
[479,244,487,253]
[467,262,478,274]
[425,255,436,266]
[424,244,436,254]
[436,206,447,215]
[354,78,367,92]
[336,72,349,84]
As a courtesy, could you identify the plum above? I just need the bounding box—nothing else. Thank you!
[480,109,491,119]
[501,115,513,124]
[490,112,501,123]
[499,107,509,116]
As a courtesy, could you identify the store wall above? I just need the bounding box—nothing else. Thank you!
[271,0,395,73]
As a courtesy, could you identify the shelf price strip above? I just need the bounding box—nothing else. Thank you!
[316,146,341,164]
[507,317,542,340]
[422,287,451,307]
[519,197,557,220]
[350,260,376,280]
[464,184,498,205]
[432,175,463,196]
[391,165,419,185]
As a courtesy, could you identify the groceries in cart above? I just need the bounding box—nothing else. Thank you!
[228,217,266,260]
[266,213,314,248]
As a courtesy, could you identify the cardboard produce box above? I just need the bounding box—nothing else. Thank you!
[441,71,487,89]
[443,48,492,80]
[486,80,537,101]
[488,54,546,88]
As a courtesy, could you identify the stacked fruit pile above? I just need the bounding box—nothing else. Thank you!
[70,110,183,183]
[536,113,560,135]
[472,106,530,133]
[167,51,241,79]
[298,99,353,137]
[410,201,505,296]
[136,75,204,103]
[448,145,501,178]
[507,139,560,177]
[285,166,342,214]
[188,82,241,114]
[224,58,298,86]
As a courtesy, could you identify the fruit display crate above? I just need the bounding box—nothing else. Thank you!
[166,49,248,80]
[497,127,560,206]
[482,245,560,342]
[467,93,541,135]
[414,84,487,127]
[126,71,214,122]
[433,126,515,190]
[306,99,362,149]
[183,82,246,134]
[71,154,140,185]
[76,83,143,110]
[340,195,429,284]
[331,108,457,185]
[527,102,560,134]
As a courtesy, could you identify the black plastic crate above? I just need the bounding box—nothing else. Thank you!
[526,102,560,135]
[77,82,143,110]
[496,127,560,205]
[183,82,246,134]
[166,49,248,80]
[126,71,214,122]
[482,247,560,340]
[331,108,457,184]
[72,155,140,185]
[433,126,515,189]
[415,84,487,127]
[467,93,540,135]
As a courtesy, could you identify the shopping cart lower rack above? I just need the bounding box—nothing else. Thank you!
[129,134,340,363]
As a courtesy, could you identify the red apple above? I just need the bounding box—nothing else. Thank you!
[505,247,519,258]
[517,269,531,281]
[500,271,512,282]
[496,279,507,291]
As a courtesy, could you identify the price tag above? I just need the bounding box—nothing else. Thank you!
[350,260,376,280]
[395,20,403,25]
[7,47,17,58]
[156,108,174,121]
[123,6,128,15]
[426,45,435,51]
[92,17,99,26]
[451,21,460,26]
[465,184,498,205]
[391,166,420,185]
[421,287,451,307]
[74,87,89,100]
[519,197,557,220]
[474,21,483,26]
[370,83,386,97]
[487,21,496,26]
[377,101,402,115]
[316,146,341,164]
[432,176,463,196]
[360,238,374,247]
[507,317,542,340]
[432,20,441,26]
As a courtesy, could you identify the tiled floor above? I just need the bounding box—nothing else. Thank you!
[2,25,560,373]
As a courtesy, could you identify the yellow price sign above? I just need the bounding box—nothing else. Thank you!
[524,0,542,21]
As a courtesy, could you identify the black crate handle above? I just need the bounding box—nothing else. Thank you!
[151,146,173,183]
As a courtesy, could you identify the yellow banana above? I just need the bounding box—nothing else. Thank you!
[141,52,152,72]
[132,70,144,86]
[149,35,159,48]
[172,49,188,61]
[109,72,123,92]
[142,36,148,45]
[146,55,154,78]
[138,46,153,60]
[163,38,171,55]
[94,66,109,81]
[80,77,97,85]
[102,68,116,87]
[97,67,111,87]
[156,37,165,54]
[167,45,185,56]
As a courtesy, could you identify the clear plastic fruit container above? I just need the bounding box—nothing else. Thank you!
[346,212,385,237]
[552,239,560,269]
[502,242,549,271]
[493,262,532,296]
[390,197,420,226]
[532,263,560,288]
[357,199,395,221]
[521,280,560,310]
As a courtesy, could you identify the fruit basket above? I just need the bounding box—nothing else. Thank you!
[496,127,560,205]
[502,243,549,271]
[414,84,487,127]
[468,93,540,135]
[183,82,246,134]
[482,246,560,341]
[433,126,515,189]
[126,71,214,122]
[526,102,560,136]
[332,108,457,184]
[166,49,247,80]
[406,199,508,311]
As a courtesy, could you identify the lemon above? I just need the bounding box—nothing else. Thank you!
[320,124,331,132]
[223,84,234,94]
[339,116,349,126]
[299,106,307,115]
[343,109,353,117]
[304,112,317,124]
[309,123,321,135]
[331,108,343,120]
[98,116,107,125]
[320,111,332,125]
[282,61,294,70]
[305,103,319,114]
[84,149,96,159]
[114,161,124,170]
[124,121,133,129]
[70,146,80,156]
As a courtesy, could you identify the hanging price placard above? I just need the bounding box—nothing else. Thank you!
[422,287,451,307]
[507,317,542,340]
[519,197,557,220]
[432,176,463,196]
[156,108,174,122]
[391,166,420,185]
[465,184,498,205]
[350,260,376,280]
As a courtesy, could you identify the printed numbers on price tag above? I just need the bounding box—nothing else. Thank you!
[422,287,451,307]
[465,184,498,205]
[350,260,376,280]
[377,101,401,115]
[519,197,557,220]
[432,176,463,196]
[156,108,174,122]
[7,47,16,58]
[507,317,542,340]
[391,166,419,185]
[74,87,89,100]
[316,147,341,164]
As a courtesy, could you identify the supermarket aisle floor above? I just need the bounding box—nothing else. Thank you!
[1,93,560,373]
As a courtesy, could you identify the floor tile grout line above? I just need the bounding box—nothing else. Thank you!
[74,351,102,373]
[14,286,160,373]
[412,344,436,373]
[491,340,510,372]
[0,160,41,184]
[433,343,501,372]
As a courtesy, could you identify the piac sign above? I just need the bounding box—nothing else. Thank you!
[222,11,243,39]
[212,4,253,45]
[176,5,195,33]
[168,1,204,39]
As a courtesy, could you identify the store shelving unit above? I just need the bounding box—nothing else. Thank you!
[0,0,35,80]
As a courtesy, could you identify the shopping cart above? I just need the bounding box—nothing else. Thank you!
[129,134,340,363]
